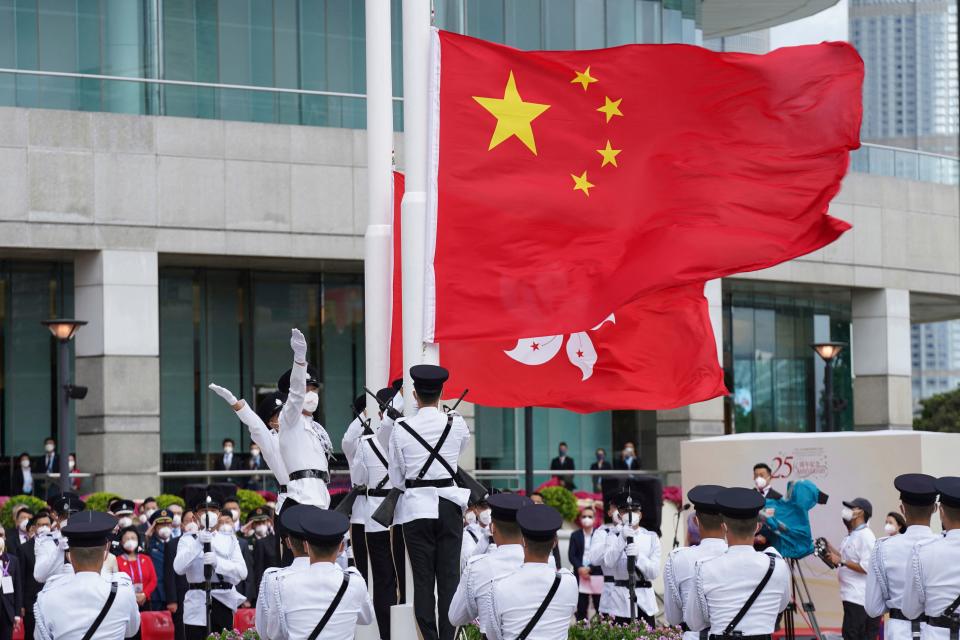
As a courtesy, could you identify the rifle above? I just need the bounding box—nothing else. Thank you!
[364,386,402,421]
[335,403,375,517]
[442,389,489,504]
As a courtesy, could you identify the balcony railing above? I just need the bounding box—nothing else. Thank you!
[851,143,959,186]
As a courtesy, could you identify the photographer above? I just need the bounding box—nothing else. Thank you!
[825,497,879,640]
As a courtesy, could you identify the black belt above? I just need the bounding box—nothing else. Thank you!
[405,478,454,488]
[890,609,927,623]
[188,582,233,591]
[709,635,771,640]
[613,579,652,589]
[289,469,330,482]
[366,488,391,498]
[927,616,960,630]
[603,576,614,583]
[279,485,287,492]
[680,624,709,640]
[352,484,368,492]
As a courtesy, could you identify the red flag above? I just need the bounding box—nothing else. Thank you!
[426,31,861,342]
[392,172,726,412]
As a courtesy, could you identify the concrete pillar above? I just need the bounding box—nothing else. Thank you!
[74,250,161,496]
[851,288,913,430]
[656,280,725,485]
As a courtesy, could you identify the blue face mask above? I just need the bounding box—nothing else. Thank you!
[596,453,604,461]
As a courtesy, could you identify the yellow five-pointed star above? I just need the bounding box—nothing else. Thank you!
[571,66,598,91]
[473,71,551,155]
[571,171,595,196]
[597,140,621,167]
[597,96,623,123]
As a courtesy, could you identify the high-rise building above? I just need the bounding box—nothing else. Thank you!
[703,29,771,53]
[912,320,960,409]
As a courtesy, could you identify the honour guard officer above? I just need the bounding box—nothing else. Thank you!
[278,328,333,510]
[591,500,622,618]
[388,364,471,640]
[256,505,316,640]
[664,486,729,640]
[684,488,790,639]
[902,476,960,640]
[341,394,372,580]
[275,508,373,640]
[450,493,532,634]
[34,492,86,584]
[602,490,661,626]
[460,499,491,569]
[489,504,577,640]
[865,474,939,640]
[34,511,140,640]
[173,493,248,639]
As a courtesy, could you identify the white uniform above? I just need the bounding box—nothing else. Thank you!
[589,525,615,615]
[173,531,248,626]
[490,564,578,640]
[460,523,491,570]
[351,422,394,534]
[865,526,938,640]
[602,525,661,620]
[278,360,332,509]
[255,556,310,640]
[34,532,73,583]
[276,562,374,640]
[839,524,876,606]
[684,546,791,636]
[664,538,729,640]
[237,402,291,513]
[902,529,960,640]
[449,544,525,633]
[35,571,140,640]
[341,416,369,527]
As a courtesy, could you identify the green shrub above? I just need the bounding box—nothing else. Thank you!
[235,489,266,522]
[539,486,579,522]
[156,494,186,510]
[0,495,49,529]
[85,492,122,513]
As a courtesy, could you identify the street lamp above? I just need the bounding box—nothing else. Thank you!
[811,341,846,432]
[41,319,87,492]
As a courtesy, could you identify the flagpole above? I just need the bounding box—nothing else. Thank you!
[524,407,534,495]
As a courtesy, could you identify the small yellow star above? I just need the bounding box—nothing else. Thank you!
[571,67,598,91]
[597,140,621,168]
[597,96,623,123]
[473,71,551,155]
[571,171,595,196]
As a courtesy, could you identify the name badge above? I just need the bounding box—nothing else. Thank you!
[1,576,14,594]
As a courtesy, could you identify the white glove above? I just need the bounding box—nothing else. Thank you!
[203,552,217,566]
[197,530,214,545]
[625,541,639,558]
[208,383,238,406]
[291,328,307,362]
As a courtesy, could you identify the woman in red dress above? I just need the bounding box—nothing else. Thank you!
[116,526,157,610]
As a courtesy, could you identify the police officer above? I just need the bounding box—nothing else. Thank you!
[664,486,729,640]
[34,511,140,639]
[275,508,374,640]
[590,500,622,618]
[684,487,791,639]
[489,504,577,640]
[460,499,491,569]
[341,394,372,580]
[865,474,939,640]
[388,364,471,640]
[450,493,532,634]
[34,492,86,584]
[255,505,316,640]
[602,490,661,626]
[902,476,960,640]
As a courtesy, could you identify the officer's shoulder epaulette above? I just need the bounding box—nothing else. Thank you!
[112,572,134,588]
[466,553,487,567]
[557,567,574,577]
[262,566,284,579]
[667,546,686,559]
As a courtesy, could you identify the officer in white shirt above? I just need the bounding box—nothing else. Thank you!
[450,493,532,634]
[602,490,661,626]
[341,394,373,579]
[824,497,879,640]
[461,499,492,569]
[591,501,621,618]
[387,364,470,640]
[278,328,333,510]
[173,494,248,639]
[489,504,577,640]
[865,474,940,640]
[34,492,90,584]
[902,477,960,640]
[275,508,374,640]
[664,485,729,640]
[685,487,790,639]
[34,511,140,640]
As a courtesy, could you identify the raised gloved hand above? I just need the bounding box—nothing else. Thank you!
[208,383,238,406]
[625,541,639,558]
[291,328,307,363]
[202,551,217,566]
[197,530,213,545]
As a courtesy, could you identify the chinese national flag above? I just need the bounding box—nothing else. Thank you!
[426,30,862,342]
[391,173,727,412]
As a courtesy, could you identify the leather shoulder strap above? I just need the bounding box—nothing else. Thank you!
[81,582,118,640]
[517,574,562,640]
[943,592,960,617]
[722,554,777,636]
[307,572,351,640]
[399,415,457,480]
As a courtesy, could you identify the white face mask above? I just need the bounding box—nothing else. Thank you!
[230,509,240,522]
[18,519,29,532]
[250,448,260,458]
[625,511,642,528]
[581,517,594,528]
[122,539,138,553]
[623,448,634,457]
[611,510,622,525]
[36,525,51,536]
[138,514,148,524]
[883,523,898,535]
[464,511,477,525]
[183,522,199,534]
[172,515,182,526]
[118,517,133,529]
[840,507,854,522]
[68,459,76,470]
[303,391,320,414]
[44,443,55,453]
[20,459,30,469]
[224,446,233,455]
[755,476,768,489]
[218,524,234,536]
[145,509,156,519]
[254,525,269,538]
[478,509,492,526]
[0,538,5,553]
[157,527,173,540]
[202,512,220,530]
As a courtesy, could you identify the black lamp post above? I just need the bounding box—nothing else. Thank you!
[41,319,87,492]
[811,341,846,432]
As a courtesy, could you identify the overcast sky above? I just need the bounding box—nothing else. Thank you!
[769,0,849,48]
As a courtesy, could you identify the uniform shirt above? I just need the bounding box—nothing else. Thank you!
[172,531,248,626]
[34,571,140,640]
[460,524,490,571]
[276,562,374,640]
[865,524,937,640]
[684,545,790,636]
[589,525,615,615]
[237,403,290,512]
[34,532,76,583]
[450,543,525,633]
[663,537,728,640]
[901,529,960,640]
[341,416,370,526]
[350,423,395,534]
[490,564,578,640]
[387,407,470,524]
[602,525,661,618]
[256,556,310,640]
[839,524,876,605]
[278,360,332,509]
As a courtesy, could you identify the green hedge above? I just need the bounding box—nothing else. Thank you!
[0,495,49,529]
[539,486,579,522]
[235,489,266,522]
[85,492,121,513]
[156,494,186,510]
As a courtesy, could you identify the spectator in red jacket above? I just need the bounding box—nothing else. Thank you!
[116,526,157,610]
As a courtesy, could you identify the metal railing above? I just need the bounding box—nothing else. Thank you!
[851,143,959,186]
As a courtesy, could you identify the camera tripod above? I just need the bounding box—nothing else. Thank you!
[783,558,825,640]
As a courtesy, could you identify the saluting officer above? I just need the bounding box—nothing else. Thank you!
[664,485,729,640]
[274,508,374,640]
[602,490,661,626]
[865,474,939,640]
[902,476,960,640]
[256,505,317,640]
[34,511,140,640]
[489,504,577,640]
[684,488,790,639]
[34,492,86,584]
[388,364,471,640]
[450,493,533,634]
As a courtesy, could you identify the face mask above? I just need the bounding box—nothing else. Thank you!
[60,519,68,529]
[172,515,182,526]
[68,459,76,470]
[840,507,854,522]
[184,522,199,534]
[250,448,260,457]
[202,512,219,530]
[254,525,269,537]
[596,453,604,461]
[884,523,898,535]
[624,448,634,457]
[230,509,240,522]
[157,527,173,540]
[478,509,492,526]
[559,449,567,457]
[625,512,642,527]
[118,517,133,528]
[0,538,5,553]
[122,539,138,553]
[464,511,477,525]
[755,476,768,489]
[218,524,234,535]
[303,391,320,414]
[20,459,30,469]
[138,514,148,524]
[611,510,621,525]
[581,517,594,528]
[223,446,233,455]
[36,526,51,536]
[44,444,55,453]
[145,509,156,520]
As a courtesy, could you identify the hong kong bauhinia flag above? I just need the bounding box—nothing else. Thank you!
[391,173,727,412]
[424,30,862,342]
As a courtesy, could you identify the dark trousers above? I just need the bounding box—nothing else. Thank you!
[576,593,600,621]
[842,601,881,640]
[23,608,34,640]
[185,599,234,640]
[367,529,401,639]
[393,526,407,604]
[402,498,462,640]
[173,604,185,640]
[351,523,369,580]
[276,497,299,567]
[0,607,13,640]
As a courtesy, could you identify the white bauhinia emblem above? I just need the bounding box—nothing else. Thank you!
[504,314,615,381]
